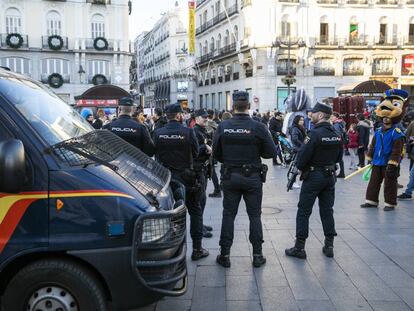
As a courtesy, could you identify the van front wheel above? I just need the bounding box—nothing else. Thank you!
[2,258,107,311]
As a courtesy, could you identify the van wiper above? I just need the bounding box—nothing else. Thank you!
[48,140,118,172]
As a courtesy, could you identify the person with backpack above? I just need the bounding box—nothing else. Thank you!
[332,112,347,178]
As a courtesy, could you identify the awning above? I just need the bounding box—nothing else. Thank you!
[337,80,391,95]
[74,84,130,101]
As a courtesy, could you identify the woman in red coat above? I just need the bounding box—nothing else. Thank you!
[347,123,359,170]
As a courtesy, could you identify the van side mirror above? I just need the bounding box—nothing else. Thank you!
[0,139,26,193]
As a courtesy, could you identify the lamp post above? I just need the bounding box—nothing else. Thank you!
[78,65,86,84]
[272,36,305,96]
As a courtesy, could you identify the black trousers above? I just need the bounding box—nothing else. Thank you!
[220,172,263,252]
[358,148,366,167]
[211,165,220,192]
[171,172,203,243]
[296,171,337,240]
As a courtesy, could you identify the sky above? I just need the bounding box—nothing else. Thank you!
[129,0,187,40]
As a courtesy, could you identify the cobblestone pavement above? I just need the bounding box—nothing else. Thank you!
[135,157,414,311]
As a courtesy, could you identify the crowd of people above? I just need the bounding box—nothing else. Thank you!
[79,95,413,265]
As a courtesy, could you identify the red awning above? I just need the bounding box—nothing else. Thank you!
[75,99,119,107]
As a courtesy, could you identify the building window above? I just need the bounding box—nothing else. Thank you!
[409,22,414,43]
[224,30,230,46]
[343,58,364,75]
[277,59,296,75]
[349,17,358,43]
[319,22,329,43]
[379,17,388,44]
[372,58,393,75]
[199,95,203,108]
[210,37,215,52]
[5,7,22,34]
[88,60,110,78]
[314,58,335,76]
[218,92,223,110]
[178,58,185,70]
[1,57,30,75]
[281,15,290,37]
[46,11,61,36]
[217,34,222,50]
[41,58,70,75]
[212,93,216,109]
[91,14,105,39]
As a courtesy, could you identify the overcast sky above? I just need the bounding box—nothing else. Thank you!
[129,0,187,40]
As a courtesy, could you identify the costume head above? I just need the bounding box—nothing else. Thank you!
[375,89,409,124]
[282,88,312,135]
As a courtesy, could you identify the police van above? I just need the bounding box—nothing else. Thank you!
[0,69,187,310]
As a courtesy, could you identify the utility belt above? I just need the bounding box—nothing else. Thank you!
[221,164,268,183]
[193,160,210,172]
[302,165,336,179]
[169,167,203,192]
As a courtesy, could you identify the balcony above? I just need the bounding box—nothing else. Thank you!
[315,36,338,47]
[317,0,338,3]
[211,77,216,84]
[0,33,29,49]
[87,0,110,4]
[241,0,253,8]
[246,69,253,77]
[377,0,398,4]
[196,2,238,36]
[344,37,368,47]
[196,0,208,7]
[176,48,188,55]
[407,0,414,4]
[225,74,231,82]
[405,35,414,45]
[85,38,114,51]
[279,0,300,3]
[197,43,237,65]
[375,36,398,46]
[233,72,239,80]
[346,0,368,4]
[42,36,69,50]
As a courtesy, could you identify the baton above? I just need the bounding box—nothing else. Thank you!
[344,164,371,181]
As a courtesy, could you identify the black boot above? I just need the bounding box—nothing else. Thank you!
[285,239,307,259]
[203,227,213,238]
[208,190,222,198]
[252,251,266,268]
[204,225,213,231]
[322,237,334,258]
[216,247,231,268]
[191,240,209,261]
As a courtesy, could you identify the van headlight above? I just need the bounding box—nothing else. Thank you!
[141,218,171,243]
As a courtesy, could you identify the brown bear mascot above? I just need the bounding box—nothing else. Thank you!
[360,89,409,211]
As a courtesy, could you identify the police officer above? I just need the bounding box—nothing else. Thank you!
[285,103,342,259]
[153,103,209,261]
[213,91,277,268]
[193,109,214,238]
[107,97,155,157]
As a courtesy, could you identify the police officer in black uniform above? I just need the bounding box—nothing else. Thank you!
[213,91,277,268]
[153,103,209,261]
[285,103,342,259]
[193,109,214,238]
[107,97,155,157]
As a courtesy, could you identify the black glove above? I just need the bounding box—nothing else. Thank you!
[385,164,399,179]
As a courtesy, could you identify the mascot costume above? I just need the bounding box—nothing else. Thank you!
[361,89,409,211]
[282,88,312,136]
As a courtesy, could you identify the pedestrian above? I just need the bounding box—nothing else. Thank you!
[221,111,232,120]
[213,91,277,268]
[304,110,314,133]
[290,115,307,152]
[269,112,285,166]
[153,107,167,132]
[331,112,346,178]
[398,163,414,200]
[92,109,105,129]
[285,103,342,259]
[153,103,209,261]
[356,113,372,168]
[347,123,359,170]
[85,113,94,125]
[405,119,414,169]
[106,97,155,157]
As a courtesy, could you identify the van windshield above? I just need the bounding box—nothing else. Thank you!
[0,75,92,145]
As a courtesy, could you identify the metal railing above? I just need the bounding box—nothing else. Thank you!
[279,0,299,3]
[41,36,69,49]
[0,33,29,48]
[405,35,414,44]
[315,36,338,46]
[87,0,110,4]
[377,0,398,4]
[196,2,238,35]
[196,42,237,64]
[317,0,338,3]
[375,36,398,45]
[85,38,114,50]
[346,0,368,4]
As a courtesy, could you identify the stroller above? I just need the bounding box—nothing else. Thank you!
[273,133,295,167]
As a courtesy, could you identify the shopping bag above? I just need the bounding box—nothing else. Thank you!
[362,165,372,182]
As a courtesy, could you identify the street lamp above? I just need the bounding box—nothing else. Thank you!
[78,65,86,84]
[272,36,305,96]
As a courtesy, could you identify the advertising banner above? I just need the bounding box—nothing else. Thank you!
[402,54,414,76]
[188,0,196,55]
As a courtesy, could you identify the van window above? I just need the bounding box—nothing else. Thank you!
[0,120,11,141]
[0,76,92,146]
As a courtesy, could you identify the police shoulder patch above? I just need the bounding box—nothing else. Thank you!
[395,128,401,133]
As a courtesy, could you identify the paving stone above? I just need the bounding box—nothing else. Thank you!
[195,265,226,287]
[324,285,373,311]
[226,300,263,311]
[394,287,414,309]
[260,286,299,311]
[369,300,412,311]
[226,275,260,301]
[155,299,191,311]
[191,286,226,311]
[296,300,336,311]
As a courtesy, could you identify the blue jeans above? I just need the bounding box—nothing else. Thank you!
[405,164,414,196]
